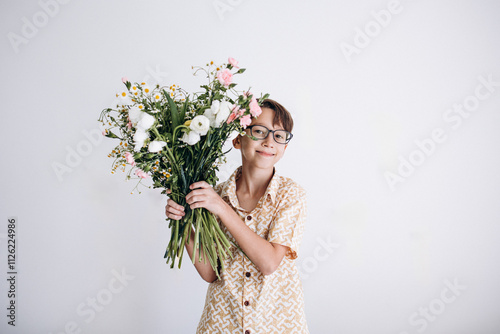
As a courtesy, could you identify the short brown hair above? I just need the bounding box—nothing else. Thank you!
[259,98,294,133]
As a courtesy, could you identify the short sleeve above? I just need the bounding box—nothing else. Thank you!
[267,184,307,260]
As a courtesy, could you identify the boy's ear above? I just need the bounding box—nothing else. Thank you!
[232,136,241,149]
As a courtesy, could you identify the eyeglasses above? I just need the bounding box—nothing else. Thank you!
[246,125,293,144]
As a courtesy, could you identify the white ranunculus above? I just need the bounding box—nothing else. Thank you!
[137,113,156,131]
[190,115,210,136]
[148,140,166,153]
[180,130,200,146]
[133,129,149,151]
[203,108,216,128]
[214,101,232,127]
[210,100,221,115]
[128,106,145,124]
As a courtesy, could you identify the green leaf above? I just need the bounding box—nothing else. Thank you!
[164,90,180,128]
[105,131,119,139]
[228,83,237,89]
[180,96,189,124]
[236,68,246,74]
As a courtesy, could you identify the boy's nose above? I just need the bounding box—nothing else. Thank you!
[262,135,274,147]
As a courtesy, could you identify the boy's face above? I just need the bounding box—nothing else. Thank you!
[233,107,288,170]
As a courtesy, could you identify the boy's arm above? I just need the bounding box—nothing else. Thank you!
[165,194,217,283]
[185,182,289,276]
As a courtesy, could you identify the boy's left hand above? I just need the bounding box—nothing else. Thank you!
[185,181,227,216]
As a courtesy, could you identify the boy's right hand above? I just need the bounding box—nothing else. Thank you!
[165,189,186,221]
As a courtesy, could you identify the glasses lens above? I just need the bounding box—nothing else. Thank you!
[251,125,268,139]
[274,130,291,144]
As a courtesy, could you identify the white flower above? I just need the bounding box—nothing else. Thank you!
[203,108,216,128]
[128,106,145,124]
[180,130,200,145]
[207,100,232,127]
[215,101,232,127]
[133,129,149,151]
[137,113,156,131]
[210,100,221,114]
[148,140,166,153]
[190,115,210,136]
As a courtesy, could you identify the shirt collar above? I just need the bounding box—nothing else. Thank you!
[221,166,279,208]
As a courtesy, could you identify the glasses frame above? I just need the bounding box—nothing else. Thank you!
[246,125,293,145]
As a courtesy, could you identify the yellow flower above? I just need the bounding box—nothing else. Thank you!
[154,93,161,101]
[138,104,144,110]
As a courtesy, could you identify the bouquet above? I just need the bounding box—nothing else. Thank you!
[98,57,268,278]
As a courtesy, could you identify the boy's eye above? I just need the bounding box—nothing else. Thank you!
[254,129,264,135]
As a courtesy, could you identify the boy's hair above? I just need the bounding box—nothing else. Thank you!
[259,99,294,133]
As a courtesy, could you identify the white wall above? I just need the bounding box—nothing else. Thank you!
[1,0,500,333]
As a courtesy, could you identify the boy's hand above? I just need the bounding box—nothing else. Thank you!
[185,181,226,216]
[165,189,185,220]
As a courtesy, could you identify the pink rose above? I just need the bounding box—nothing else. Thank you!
[249,97,262,117]
[240,115,251,128]
[124,152,136,166]
[217,68,233,87]
[228,57,239,69]
[122,76,129,83]
[135,169,148,179]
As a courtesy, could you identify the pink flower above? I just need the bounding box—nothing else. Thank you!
[127,120,132,130]
[249,97,262,117]
[102,130,107,136]
[122,76,129,83]
[124,152,136,166]
[228,57,239,69]
[217,68,233,87]
[135,169,148,179]
[240,115,251,128]
[226,112,237,124]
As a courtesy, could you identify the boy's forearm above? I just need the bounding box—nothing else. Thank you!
[218,202,284,275]
[185,226,217,283]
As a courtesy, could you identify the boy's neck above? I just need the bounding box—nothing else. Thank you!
[236,165,275,200]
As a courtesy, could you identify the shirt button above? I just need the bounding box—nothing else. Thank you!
[245,330,251,334]
[244,300,250,306]
[245,272,251,278]
[246,215,252,221]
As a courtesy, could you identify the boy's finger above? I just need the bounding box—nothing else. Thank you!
[166,205,185,217]
[189,181,210,190]
[167,199,185,211]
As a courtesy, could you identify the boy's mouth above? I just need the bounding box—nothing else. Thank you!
[256,150,275,157]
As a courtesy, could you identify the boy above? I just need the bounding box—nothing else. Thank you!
[165,99,309,333]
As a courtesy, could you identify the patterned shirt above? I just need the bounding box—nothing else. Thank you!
[196,166,309,334]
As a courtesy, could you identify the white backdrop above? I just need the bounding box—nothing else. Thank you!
[1,0,500,333]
